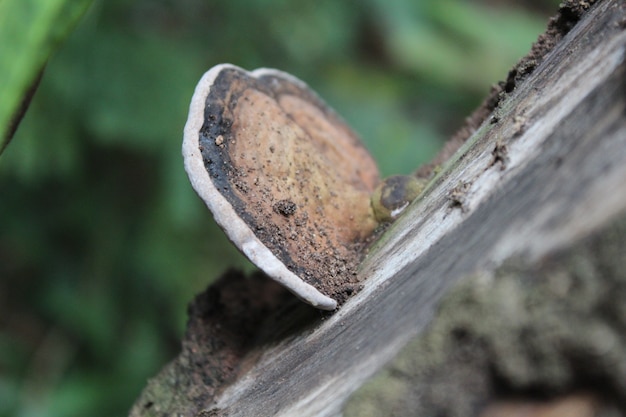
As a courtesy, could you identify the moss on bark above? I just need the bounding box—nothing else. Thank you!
[344,211,626,417]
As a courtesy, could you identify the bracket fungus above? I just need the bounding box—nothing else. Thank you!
[183,64,422,310]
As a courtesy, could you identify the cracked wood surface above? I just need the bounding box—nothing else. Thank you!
[130,1,626,416]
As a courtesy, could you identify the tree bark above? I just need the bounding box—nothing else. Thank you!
[131,0,626,415]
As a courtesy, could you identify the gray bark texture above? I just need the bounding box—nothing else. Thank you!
[131,0,626,415]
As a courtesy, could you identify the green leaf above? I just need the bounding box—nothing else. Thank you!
[0,0,92,155]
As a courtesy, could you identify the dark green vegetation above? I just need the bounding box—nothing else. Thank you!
[0,0,554,415]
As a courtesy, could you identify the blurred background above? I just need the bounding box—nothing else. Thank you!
[0,0,557,415]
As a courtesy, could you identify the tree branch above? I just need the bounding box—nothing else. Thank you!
[131,0,626,415]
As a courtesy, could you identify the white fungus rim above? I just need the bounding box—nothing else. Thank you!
[182,64,338,311]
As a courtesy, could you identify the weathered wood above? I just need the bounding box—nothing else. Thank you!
[131,0,626,415]
[343,207,626,416]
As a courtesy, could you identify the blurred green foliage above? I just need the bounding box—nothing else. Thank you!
[0,0,556,415]
[0,0,92,151]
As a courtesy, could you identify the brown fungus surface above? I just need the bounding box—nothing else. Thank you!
[194,66,380,305]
